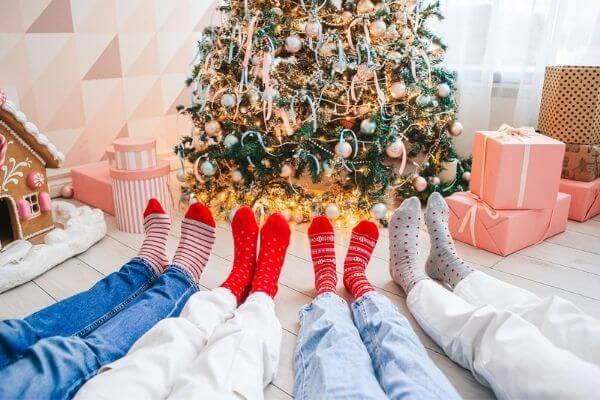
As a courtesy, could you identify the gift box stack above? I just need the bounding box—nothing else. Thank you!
[445,125,569,256]
[538,66,600,222]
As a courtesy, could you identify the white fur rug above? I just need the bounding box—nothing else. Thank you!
[0,201,106,293]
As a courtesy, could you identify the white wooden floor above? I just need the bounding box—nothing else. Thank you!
[2,199,600,399]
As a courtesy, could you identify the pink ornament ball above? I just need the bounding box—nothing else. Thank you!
[26,170,45,189]
[412,175,428,192]
[60,184,74,199]
[462,171,471,182]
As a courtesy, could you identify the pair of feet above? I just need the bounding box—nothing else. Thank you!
[308,216,380,300]
[390,192,473,294]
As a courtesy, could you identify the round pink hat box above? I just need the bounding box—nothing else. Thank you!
[110,159,171,233]
[113,137,157,171]
[105,145,116,168]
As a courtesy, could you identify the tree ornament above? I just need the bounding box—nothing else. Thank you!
[369,20,387,37]
[385,138,404,158]
[356,0,375,13]
[335,140,353,159]
[247,90,260,104]
[449,121,463,136]
[416,94,432,108]
[439,160,458,183]
[389,82,407,99]
[360,118,377,134]
[223,134,239,148]
[430,176,441,186]
[462,171,471,182]
[437,83,451,98]
[251,54,262,66]
[231,169,243,182]
[200,160,217,176]
[370,203,387,220]
[412,175,428,192]
[323,160,334,176]
[325,204,340,220]
[285,35,303,53]
[330,0,342,10]
[220,93,236,108]
[340,117,355,129]
[305,20,321,38]
[262,159,271,168]
[60,184,74,199]
[205,120,222,137]
[176,170,186,182]
[280,163,293,178]
[341,11,353,23]
[318,42,335,57]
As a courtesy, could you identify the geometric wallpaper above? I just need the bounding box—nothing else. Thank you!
[0,0,218,167]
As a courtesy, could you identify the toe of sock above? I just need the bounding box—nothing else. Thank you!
[426,192,449,219]
[308,216,334,236]
[232,206,258,232]
[186,203,216,227]
[261,213,291,243]
[144,198,166,217]
[353,220,379,241]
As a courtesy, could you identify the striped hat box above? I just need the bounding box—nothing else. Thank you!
[110,159,171,233]
[113,137,157,171]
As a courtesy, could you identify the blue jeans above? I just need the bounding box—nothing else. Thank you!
[294,292,460,400]
[0,265,198,399]
[0,257,157,369]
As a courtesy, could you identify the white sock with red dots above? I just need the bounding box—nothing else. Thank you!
[425,192,473,289]
[138,198,171,275]
[308,216,338,296]
[250,214,291,298]
[389,197,429,294]
[343,221,379,299]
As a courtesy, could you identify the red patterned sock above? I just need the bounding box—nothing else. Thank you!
[343,220,379,299]
[308,216,337,295]
[250,213,291,298]
[138,198,171,274]
[172,203,216,283]
[221,207,259,304]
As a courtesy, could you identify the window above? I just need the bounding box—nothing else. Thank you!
[23,193,40,218]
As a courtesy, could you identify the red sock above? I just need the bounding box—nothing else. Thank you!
[343,220,379,299]
[250,213,291,298]
[308,216,337,295]
[172,203,216,283]
[138,198,171,274]
[221,207,259,304]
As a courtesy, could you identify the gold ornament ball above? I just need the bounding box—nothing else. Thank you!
[205,120,222,137]
[231,169,243,182]
[262,159,271,168]
[274,25,283,34]
[280,163,293,178]
[369,20,387,37]
[412,175,428,192]
[450,121,463,136]
[389,81,407,99]
[357,0,375,13]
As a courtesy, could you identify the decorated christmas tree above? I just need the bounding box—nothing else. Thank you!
[176,0,470,225]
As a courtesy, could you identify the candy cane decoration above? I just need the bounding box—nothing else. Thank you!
[0,134,7,169]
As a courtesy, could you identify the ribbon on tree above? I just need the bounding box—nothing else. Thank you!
[455,192,499,248]
[290,92,318,132]
[262,52,274,122]
[277,108,294,136]
[0,134,7,169]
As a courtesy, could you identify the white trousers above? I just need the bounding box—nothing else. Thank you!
[75,288,281,400]
[407,272,600,400]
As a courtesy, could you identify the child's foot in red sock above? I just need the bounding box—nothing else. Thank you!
[250,213,291,298]
[172,203,216,283]
[343,220,379,299]
[308,216,337,295]
[138,198,171,274]
[221,207,259,304]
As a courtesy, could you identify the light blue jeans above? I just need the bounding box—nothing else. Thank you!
[0,262,198,399]
[294,292,460,400]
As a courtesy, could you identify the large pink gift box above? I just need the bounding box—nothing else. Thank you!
[470,129,565,210]
[71,161,114,215]
[558,178,600,222]
[446,192,571,256]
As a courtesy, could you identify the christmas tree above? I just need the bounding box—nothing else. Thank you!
[176,0,470,226]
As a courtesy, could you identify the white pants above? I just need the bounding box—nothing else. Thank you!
[407,272,600,400]
[75,288,282,400]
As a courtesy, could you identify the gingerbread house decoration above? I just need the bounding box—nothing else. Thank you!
[0,91,65,250]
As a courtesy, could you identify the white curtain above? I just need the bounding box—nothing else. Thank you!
[431,0,600,156]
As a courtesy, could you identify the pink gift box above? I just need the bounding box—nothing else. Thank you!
[558,178,600,222]
[71,161,114,215]
[470,130,565,210]
[113,137,157,171]
[446,192,571,256]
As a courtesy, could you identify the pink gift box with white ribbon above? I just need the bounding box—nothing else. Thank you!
[470,126,565,210]
[559,178,600,222]
[446,192,570,256]
[113,137,157,171]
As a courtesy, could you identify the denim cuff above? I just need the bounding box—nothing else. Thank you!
[298,292,347,320]
[167,264,201,291]
[130,256,160,278]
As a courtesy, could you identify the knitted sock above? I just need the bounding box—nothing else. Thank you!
[389,197,430,294]
[343,220,379,299]
[308,216,337,295]
[250,213,291,298]
[221,207,259,304]
[138,198,171,274]
[425,192,474,289]
[171,203,216,283]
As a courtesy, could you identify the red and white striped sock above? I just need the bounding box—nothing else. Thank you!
[221,207,259,304]
[250,213,291,298]
[308,216,337,295]
[343,220,379,299]
[138,198,171,274]
[171,203,216,283]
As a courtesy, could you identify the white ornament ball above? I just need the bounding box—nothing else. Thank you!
[176,170,186,182]
[325,204,340,220]
[430,176,441,186]
[369,20,387,37]
[389,82,407,99]
[280,163,293,178]
[205,120,222,137]
[412,175,428,192]
[416,94,432,108]
[437,83,451,98]
[385,138,404,158]
[450,121,463,136]
[357,0,375,13]
[335,140,353,159]
[231,169,243,182]
[371,203,387,220]
[285,35,303,53]
[220,93,236,108]
[223,134,239,148]
[60,184,74,199]
[462,171,471,182]
[305,20,321,38]
[200,160,217,176]
[360,119,377,134]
